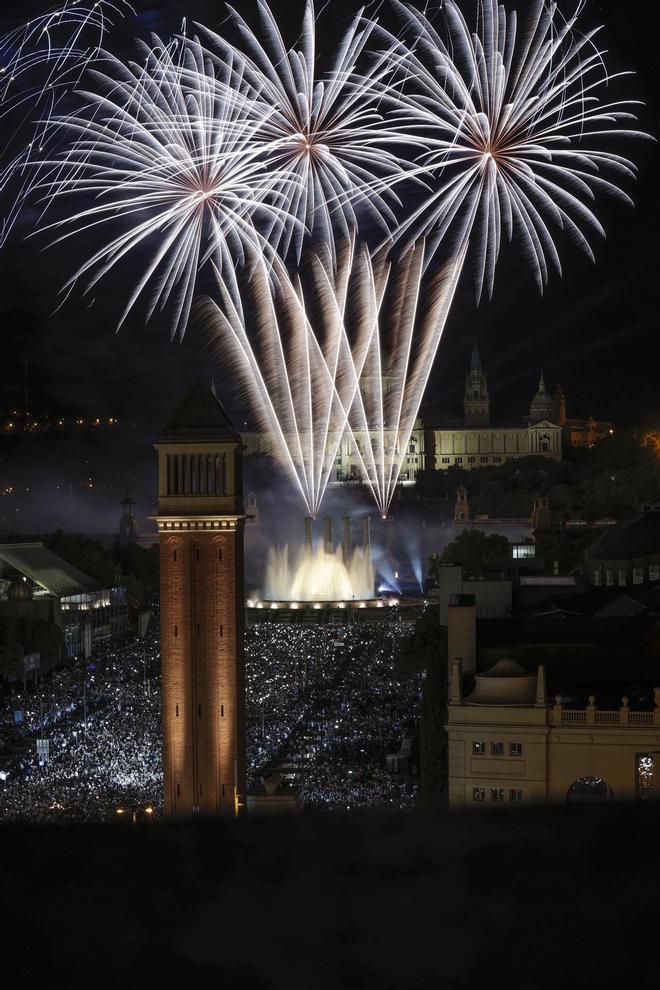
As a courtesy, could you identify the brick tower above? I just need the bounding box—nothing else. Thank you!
[155,380,246,818]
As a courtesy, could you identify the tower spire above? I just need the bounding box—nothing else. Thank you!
[464,341,490,427]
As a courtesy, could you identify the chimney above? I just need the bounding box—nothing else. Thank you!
[323,517,333,555]
[304,516,313,553]
[343,516,352,563]
[447,594,476,683]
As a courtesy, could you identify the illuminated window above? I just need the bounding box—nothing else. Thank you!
[633,568,644,585]
[491,742,504,756]
[509,789,523,802]
[513,545,535,560]
[472,787,486,802]
[618,569,626,586]
[606,570,614,586]
[637,754,655,800]
[491,787,504,802]
[650,565,660,582]
[593,571,602,586]
[510,742,522,757]
[473,741,486,755]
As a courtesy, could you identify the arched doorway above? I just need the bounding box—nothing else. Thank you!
[566,777,615,804]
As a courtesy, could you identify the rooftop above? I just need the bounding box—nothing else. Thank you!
[160,379,240,444]
[0,543,100,598]
[588,511,660,561]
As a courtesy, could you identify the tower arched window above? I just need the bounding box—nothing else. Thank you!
[540,434,551,453]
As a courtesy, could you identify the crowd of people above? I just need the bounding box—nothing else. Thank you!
[0,614,420,822]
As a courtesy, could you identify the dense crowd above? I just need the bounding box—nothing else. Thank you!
[0,615,420,822]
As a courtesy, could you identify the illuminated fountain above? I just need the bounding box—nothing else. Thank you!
[261,516,376,604]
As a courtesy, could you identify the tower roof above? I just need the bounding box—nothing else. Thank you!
[470,340,482,372]
[160,379,240,443]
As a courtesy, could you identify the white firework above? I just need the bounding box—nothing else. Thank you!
[384,0,649,298]
[1,1,135,243]
[203,239,464,518]
[198,0,419,264]
[25,36,300,338]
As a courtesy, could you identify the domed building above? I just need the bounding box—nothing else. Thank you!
[242,342,612,483]
[528,374,556,425]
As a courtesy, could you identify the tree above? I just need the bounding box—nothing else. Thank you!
[429,529,510,583]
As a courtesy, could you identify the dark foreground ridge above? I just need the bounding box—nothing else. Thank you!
[2,804,659,988]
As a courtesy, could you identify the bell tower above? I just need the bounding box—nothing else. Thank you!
[463,341,490,427]
[155,380,246,818]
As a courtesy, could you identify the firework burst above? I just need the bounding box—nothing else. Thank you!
[198,0,419,264]
[385,0,649,298]
[26,36,300,337]
[1,1,134,243]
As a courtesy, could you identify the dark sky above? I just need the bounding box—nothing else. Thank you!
[0,0,658,531]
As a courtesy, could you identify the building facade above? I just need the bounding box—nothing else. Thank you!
[155,380,246,818]
[583,503,660,588]
[242,344,613,485]
[448,659,660,806]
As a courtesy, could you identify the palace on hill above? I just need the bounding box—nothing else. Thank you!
[242,343,613,485]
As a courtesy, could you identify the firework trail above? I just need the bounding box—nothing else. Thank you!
[22,35,301,338]
[382,0,649,299]
[202,239,464,519]
[326,0,648,517]
[0,1,134,243]
[198,0,420,265]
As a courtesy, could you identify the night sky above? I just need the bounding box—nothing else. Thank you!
[0,0,658,532]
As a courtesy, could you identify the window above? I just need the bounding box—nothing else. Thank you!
[650,564,660,582]
[174,624,178,638]
[491,742,504,756]
[220,705,224,718]
[472,787,486,802]
[509,742,522,757]
[493,456,502,463]
[480,457,489,463]
[455,457,463,464]
[540,434,551,453]
[442,457,450,464]
[468,457,476,464]
[618,569,626,586]
[593,570,602,586]
[175,704,179,718]
[473,741,486,755]
[173,549,177,562]
[606,570,614,586]
[491,787,504,802]
[220,624,224,638]
[633,568,644,585]
[509,789,523,802]
[513,545,535,560]
[218,548,223,562]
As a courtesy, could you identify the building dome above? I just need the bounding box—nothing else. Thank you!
[529,374,555,423]
[7,577,33,601]
[464,659,537,706]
